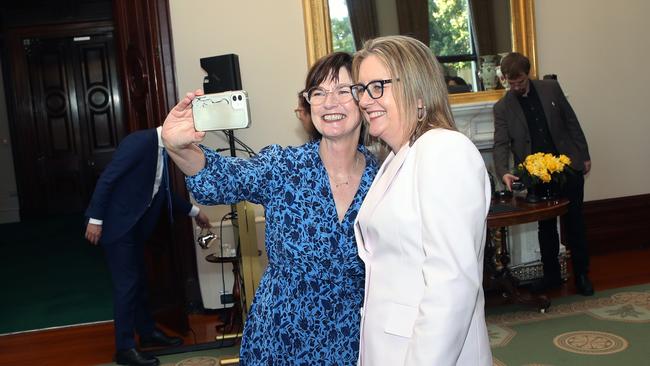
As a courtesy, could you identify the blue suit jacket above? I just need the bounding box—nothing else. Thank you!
[85,128,192,244]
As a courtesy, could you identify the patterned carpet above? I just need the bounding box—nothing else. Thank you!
[487,283,650,365]
[98,284,650,366]
[98,347,240,366]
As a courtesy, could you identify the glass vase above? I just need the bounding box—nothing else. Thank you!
[526,182,558,203]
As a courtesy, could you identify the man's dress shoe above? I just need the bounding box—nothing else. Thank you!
[575,274,595,296]
[140,328,183,348]
[115,348,159,366]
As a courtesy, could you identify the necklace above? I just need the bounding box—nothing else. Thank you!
[329,153,360,189]
[333,177,351,188]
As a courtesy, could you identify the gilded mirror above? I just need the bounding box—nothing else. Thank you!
[301,0,537,105]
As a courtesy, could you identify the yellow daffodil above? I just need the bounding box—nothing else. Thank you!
[516,152,571,186]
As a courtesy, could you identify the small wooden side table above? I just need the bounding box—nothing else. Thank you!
[485,195,569,312]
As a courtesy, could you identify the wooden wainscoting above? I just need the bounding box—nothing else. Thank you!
[583,194,650,255]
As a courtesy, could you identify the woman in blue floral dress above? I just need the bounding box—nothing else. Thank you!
[162,52,377,365]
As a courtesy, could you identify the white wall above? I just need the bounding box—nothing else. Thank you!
[169,0,312,219]
[535,0,650,200]
[169,0,309,152]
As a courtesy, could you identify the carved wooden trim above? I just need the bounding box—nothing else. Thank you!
[113,0,199,328]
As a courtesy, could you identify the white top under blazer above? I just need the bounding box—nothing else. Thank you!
[355,128,492,365]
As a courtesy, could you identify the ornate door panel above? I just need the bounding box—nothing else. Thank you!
[17,27,124,216]
[25,37,85,215]
[73,33,126,194]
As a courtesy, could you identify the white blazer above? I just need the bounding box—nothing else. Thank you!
[355,129,492,365]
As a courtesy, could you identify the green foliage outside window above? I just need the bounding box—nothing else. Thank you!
[332,17,355,53]
[428,0,472,57]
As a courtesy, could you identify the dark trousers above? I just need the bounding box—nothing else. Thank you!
[538,172,589,281]
[102,227,155,351]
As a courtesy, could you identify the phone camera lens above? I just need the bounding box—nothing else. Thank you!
[232,95,236,101]
[237,95,242,101]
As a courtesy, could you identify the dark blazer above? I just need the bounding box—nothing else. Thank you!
[493,79,590,179]
[85,128,192,244]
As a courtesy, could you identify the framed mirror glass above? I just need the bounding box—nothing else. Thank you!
[301,0,537,105]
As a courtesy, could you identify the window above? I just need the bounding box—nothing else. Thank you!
[329,0,490,93]
[329,0,355,54]
[428,0,477,92]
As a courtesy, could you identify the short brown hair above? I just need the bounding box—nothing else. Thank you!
[301,52,353,141]
[500,52,530,79]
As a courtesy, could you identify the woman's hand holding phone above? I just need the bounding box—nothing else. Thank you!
[162,89,207,151]
[161,89,208,176]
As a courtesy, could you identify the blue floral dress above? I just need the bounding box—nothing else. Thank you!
[186,140,378,365]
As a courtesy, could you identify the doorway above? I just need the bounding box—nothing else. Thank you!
[0,21,124,333]
[1,0,198,338]
[6,24,125,218]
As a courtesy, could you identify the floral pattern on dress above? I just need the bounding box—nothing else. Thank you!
[186,140,378,365]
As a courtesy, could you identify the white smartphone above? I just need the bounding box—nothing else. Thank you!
[192,90,252,131]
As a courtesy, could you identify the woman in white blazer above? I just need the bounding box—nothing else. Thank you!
[350,35,493,365]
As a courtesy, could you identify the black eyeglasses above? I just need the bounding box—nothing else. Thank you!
[303,84,354,106]
[351,79,398,102]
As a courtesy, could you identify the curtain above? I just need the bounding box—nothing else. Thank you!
[468,0,496,56]
[396,0,430,46]
[346,0,379,50]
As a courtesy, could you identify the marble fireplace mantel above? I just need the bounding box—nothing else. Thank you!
[451,100,497,151]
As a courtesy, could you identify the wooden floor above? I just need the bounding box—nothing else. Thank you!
[1,247,649,366]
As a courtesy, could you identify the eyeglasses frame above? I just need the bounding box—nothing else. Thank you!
[302,84,355,106]
[351,78,398,102]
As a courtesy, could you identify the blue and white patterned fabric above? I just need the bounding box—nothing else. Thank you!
[186,140,378,365]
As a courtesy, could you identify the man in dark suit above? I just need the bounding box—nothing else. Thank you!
[85,127,211,366]
[493,52,594,296]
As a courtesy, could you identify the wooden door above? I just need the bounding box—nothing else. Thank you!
[6,23,124,218]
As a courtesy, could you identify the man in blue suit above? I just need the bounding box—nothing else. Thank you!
[85,127,210,366]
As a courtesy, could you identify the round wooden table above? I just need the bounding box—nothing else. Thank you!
[485,195,569,312]
[488,196,569,228]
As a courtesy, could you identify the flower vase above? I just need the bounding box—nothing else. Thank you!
[526,183,557,203]
[537,182,558,201]
[496,52,509,89]
[525,187,541,203]
[479,55,498,90]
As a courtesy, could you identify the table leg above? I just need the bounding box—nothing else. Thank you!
[485,227,551,313]
[217,261,243,334]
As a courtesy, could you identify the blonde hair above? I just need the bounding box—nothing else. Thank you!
[352,35,456,145]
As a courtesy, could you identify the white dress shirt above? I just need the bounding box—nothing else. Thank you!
[89,127,198,225]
